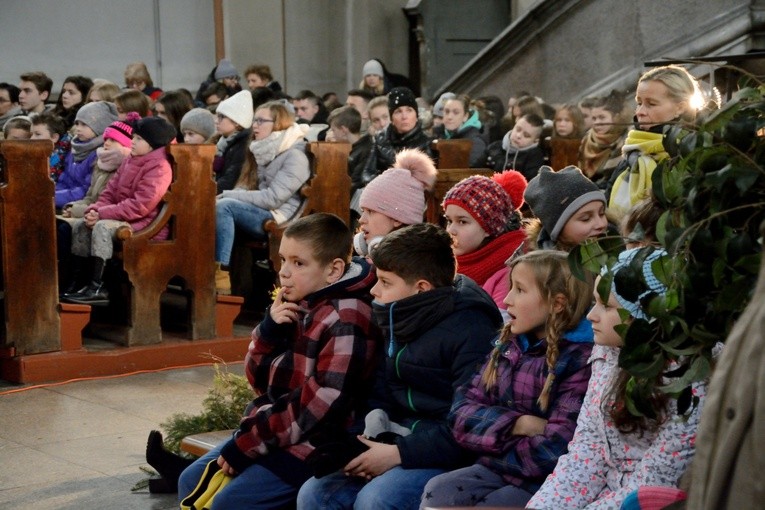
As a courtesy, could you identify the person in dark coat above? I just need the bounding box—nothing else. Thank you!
[360,87,433,189]
[297,223,502,510]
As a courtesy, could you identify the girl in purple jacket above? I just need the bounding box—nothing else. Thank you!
[420,250,595,508]
[62,117,176,305]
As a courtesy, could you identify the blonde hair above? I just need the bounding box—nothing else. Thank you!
[124,61,153,88]
[480,250,594,410]
[638,65,700,123]
[255,100,295,131]
[87,80,120,103]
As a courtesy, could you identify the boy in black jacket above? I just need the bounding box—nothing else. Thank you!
[297,223,502,509]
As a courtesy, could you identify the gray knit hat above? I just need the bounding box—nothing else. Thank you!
[214,58,238,80]
[524,165,606,242]
[362,59,384,78]
[75,101,119,136]
[180,108,216,140]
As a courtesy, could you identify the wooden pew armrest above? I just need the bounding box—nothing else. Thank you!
[180,429,236,457]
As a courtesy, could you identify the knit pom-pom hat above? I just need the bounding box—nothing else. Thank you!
[216,90,253,130]
[103,112,139,148]
[359,148,437,225]
[524,165,606,242]
[442,170,527,237]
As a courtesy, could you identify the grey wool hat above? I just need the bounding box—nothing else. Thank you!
[75,101,119,136]
[524,165,606,242]
[214,58,238,80]
[180,108,216,140]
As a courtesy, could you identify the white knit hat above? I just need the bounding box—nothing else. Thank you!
[215,90,253,129]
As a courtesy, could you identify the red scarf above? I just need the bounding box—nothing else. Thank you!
[456,230,526,285]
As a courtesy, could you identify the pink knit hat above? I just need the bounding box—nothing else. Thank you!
[103,112,139,148]
[442,170,527,237]
[359,149,437,225]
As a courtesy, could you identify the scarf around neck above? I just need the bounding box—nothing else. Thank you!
[249,123,307,166]
[609,129,668,214]
[580,128,625,178]
[456,229,526,286]
[70,135,104,162]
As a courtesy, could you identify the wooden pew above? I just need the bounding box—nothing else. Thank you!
[261,141,352,272]
[0,140,61,355]
[549,137,582,170]
[112,144,219,346]
[426,138,493,225]
[231,141,352,302]
[431,138,472,168]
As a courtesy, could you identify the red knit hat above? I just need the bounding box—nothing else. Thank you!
[442,170,527,237]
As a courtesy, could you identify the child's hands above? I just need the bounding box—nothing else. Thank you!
[269,287,304,324]
[512,415,548,437]
[84,209,99,228]
[61,205,72,218]
[342,436,401,480]
[216,454,238,476]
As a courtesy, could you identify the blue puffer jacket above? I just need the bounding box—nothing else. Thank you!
[370,274,503,470]
[55,149,98,208]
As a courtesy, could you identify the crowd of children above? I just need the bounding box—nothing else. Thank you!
[0,61,720,509]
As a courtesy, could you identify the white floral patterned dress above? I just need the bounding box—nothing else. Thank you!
[527,345,705,510]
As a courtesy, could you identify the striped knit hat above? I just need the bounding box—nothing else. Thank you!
[103,112,139,148]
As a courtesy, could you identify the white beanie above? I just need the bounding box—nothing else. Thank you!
[362,59,384,78]
[215,90,253,129]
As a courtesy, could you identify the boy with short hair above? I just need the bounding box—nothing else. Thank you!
[297,222,503,510]
[328,105,373,208]
[178,213,380,509]
[18,71,53,115]
[486,112,546,181]
[30,111,70,181]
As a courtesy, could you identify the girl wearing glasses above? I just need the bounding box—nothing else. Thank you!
[214,100,311,295]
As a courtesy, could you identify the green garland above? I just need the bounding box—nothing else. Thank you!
[570,83,765,419]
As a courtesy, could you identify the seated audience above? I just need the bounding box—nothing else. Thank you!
[62,117,176,305]
[214,100,310,294]
[442,170,527,317]
[528,247,709,509]
[422,249,595,508]
[178,213,380,508]
[486,113,546,180]
[297,223,503,509]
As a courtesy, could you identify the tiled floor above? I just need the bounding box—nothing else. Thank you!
[0,362,246,510]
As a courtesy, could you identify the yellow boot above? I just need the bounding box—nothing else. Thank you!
[215,263,231,295]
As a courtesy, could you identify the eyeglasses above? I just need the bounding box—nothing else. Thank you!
[253,118,274,126]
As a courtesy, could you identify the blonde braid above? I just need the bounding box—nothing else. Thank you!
[481,325,513,391]
[538,300,569,411]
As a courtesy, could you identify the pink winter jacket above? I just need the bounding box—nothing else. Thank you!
[86,147,173,240]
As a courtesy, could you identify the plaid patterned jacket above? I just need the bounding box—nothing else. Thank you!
[220,260,379,472]
[449,318,594,493]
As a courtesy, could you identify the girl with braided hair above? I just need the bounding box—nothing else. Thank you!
[420,250,595,508]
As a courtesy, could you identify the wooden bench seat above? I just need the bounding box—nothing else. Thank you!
[180,429,235,457]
